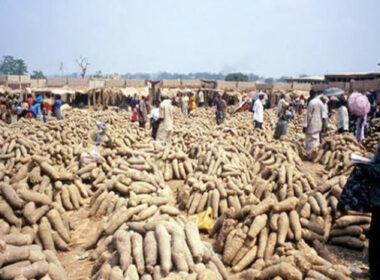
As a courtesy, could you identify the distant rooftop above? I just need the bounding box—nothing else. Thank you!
[285,76,325,83]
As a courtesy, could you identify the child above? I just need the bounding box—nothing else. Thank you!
[131,104,139,122]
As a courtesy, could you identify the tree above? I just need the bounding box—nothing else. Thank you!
[276,76,291,82]
[92,70,104,79]
[31,70,45,79]
[225,72,249,82]
[0,56,28,75]
[248,73,261,81]
[75,55,90,78]
[264,77,274,83]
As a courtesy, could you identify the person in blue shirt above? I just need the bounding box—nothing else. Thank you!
[30,102,42,118]
[53,95,63,120]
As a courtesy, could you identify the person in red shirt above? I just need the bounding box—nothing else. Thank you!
[27,94,34,108]
[131,104,139,122]
[43,93,53,117]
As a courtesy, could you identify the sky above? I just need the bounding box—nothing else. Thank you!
[1,0,380,78]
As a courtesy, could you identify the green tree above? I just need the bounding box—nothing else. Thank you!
[276,76,291,82]
[264,77,274,83]
[92,70,103,78]
[31,70,45,79]
[225,72,249,81]
[0,56,28,75]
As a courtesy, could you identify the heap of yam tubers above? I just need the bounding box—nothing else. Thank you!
[0,105,376,280]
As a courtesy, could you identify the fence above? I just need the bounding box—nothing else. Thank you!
[2,75,380,94]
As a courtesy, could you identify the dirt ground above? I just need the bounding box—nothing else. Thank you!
[58,200,100,280]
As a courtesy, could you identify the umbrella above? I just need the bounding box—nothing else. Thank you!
[246,91,258,99]
[348,92,370,117]
[324,87,344,97]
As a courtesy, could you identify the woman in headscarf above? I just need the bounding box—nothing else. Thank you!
[274,101,293,139]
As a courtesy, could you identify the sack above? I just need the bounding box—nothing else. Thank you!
[80,146,101,166]
[338,165,371,213]
[189,207,213,233]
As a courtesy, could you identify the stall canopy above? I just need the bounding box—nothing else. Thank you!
[31,87,80,95]
[120,87,149,97]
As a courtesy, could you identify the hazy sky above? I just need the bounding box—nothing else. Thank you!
[1,0,379,77]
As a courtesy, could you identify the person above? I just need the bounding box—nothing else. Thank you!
[131,104,139,122]
[252,94,264,129]
[321,96,329,139]
[215,94,224,125]
[138,96,149,128]
[20,101,29,118]
[27,94,34,108]
[198,90,205,107]
[303,90,324,157]
[43,93,53,118]
[181,93,189,117]
[156,95,174,142]
[150,100,160,140]
[363,139,380,279]
[356,114,367,142]
[299,94,305,114]
[277,94,285,116]
[369,90,378,120]
[221,96,227,122]
[53,95,63,120]
[131,94,139,106]
[274,101,293,139]
[337,99,349,133]
[35,94,44,104]
[354,92,369,142]
[30,100,42,119]
[189,93,197,114]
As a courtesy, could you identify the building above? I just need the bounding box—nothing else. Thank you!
[0,75,31,90]
[285,76,325,84]
[325,72,380,83]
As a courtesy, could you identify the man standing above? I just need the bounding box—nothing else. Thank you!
[198,90,205,107]
[156,95,174,142]
[277,94,285,116]
[252,94,264,129]
[150,100,160,140]
[366,139,380,280]
[303,90,324,157]
[181,93,189,117]
[215,94,225,124]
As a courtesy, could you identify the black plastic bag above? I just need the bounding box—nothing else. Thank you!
[338,164,371,213]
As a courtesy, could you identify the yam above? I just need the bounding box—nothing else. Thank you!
[144,231,157,273]
[156,224,172,276]
[1,183,24,208]
[185,222,203,262]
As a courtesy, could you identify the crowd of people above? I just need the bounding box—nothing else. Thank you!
[0,92,63,124]
[243,89,378,159]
